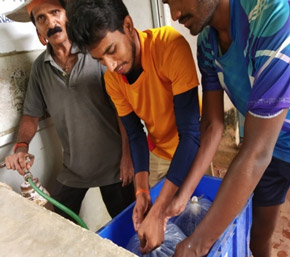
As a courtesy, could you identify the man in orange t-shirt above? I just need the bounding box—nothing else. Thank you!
[104,25,200,187]
[66,0,214,253]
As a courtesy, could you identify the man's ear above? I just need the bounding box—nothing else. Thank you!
[37,29,48,46]
[123,15,134,36]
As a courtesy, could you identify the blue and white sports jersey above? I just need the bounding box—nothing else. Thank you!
[197,0,290,162]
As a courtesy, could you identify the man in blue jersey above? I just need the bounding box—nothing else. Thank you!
[162,0,290,257]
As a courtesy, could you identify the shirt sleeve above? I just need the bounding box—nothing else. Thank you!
[197,28,223,92]
[105,71,133,116]
[120,112,149,173]
[23,63,47,117]
[161,28,199,96]
[246,2,290,117]
[166,88,201,187]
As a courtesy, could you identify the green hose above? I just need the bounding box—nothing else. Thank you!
[27,177,88,229]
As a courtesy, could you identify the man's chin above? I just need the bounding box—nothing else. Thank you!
[189,26,200,36]
[122,66,134,76]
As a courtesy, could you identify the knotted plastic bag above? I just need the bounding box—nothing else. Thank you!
[126,222,186,257]
[174,195,212,236]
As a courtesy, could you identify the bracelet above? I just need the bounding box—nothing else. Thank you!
[135,188,150,197]
[14,142,29,153]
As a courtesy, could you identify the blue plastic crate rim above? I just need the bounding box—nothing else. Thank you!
[97,175,253,257]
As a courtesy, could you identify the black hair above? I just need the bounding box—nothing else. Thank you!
[66,0,129,50]
[30,0,66,24]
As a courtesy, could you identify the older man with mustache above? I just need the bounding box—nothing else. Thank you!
[4,0,135,223]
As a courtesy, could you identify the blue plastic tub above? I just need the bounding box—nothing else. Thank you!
[98,175,252,257]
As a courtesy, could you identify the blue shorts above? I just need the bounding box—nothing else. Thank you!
[253,157,290,207]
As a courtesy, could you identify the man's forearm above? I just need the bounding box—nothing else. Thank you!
[117,115,130,157]
[167,88,201,186]
[189,110,288,253]
[177,117,224,201]
[120,112,149,173]
[191,150,264,251]
[16,115,39,145]
[135,171,150,191]
[150,178,178,216]
[177,89,224,201]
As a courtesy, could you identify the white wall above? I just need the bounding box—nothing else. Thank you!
[124,0,154,30]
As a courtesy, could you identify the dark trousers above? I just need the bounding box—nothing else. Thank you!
[51,181,135,222]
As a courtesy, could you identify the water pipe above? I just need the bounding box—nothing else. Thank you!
[27,176,88,229]
[1,162,88,229]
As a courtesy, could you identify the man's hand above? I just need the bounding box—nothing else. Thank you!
[136,179,179,253]
[137,206,168,254]
[4,115,38,176]
[116,115,135,186]
[133,192,152,231]
[5,152,35,176]
[120,153,134,186]
[172,234,209,257]
[165,194,189,219]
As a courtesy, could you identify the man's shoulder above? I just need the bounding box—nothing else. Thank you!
[153,25,181,40]
[32,50,47,69]
[140,26,182,43]
[154,25,179,34]
[236,0,289,26]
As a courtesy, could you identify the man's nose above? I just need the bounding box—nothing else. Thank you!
[105,57,118,73]
[169,4,182,21]
[46,15,55,28]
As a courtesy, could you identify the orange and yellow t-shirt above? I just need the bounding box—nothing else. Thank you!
[105,26,199,160]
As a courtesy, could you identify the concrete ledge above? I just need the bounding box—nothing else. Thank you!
[0,182,136,257]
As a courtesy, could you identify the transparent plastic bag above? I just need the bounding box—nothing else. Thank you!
[174,195,212,236]
[126,222,186,257]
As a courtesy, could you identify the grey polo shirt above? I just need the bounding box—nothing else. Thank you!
[23,44,122,188]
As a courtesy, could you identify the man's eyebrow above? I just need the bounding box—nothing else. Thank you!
[34,12,44,20]
[92,56,100,60]
[102,43,114,56]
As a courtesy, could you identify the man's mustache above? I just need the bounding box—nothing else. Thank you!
[47,26,62,38]
[178,14,192,25]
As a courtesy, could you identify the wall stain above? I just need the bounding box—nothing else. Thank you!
[9,69,29,112]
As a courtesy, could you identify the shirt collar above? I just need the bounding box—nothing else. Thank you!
[44,43,81,63]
